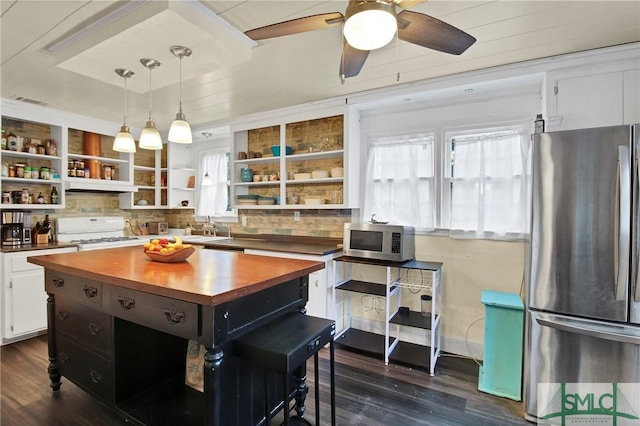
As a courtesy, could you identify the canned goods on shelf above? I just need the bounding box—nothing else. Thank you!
[40,167,50,180]
[15,163,25,178]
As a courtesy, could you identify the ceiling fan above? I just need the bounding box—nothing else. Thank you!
[244,0,476,81]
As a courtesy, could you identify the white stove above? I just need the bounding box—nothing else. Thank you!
[56,217,143,251]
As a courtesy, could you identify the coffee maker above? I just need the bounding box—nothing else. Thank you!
[1,223,23,247]
[1,211,32,246]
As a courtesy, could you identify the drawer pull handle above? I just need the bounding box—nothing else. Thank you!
[58,311,70,320]
[163,308,185,325]
[117,296,135,310]
[89,370,103,384]
[88,323,103,335]
[52,277,64,287]
[59,352,70,363]
[83,286,98,298]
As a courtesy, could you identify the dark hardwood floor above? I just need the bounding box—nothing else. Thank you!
[1,335,529,425]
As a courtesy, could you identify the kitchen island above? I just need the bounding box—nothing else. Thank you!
[28,246,325,426]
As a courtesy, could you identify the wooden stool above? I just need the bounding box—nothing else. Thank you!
[234,312,336,426]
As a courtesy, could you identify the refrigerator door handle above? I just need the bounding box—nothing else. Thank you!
[636,137,640,303]
[535,312,640,345]
[617,145,631,302]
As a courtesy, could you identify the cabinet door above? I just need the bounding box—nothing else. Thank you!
[556,72,623,130]
[307,270,328,318]
[8,269,46,337]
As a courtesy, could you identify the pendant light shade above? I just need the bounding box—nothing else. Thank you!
[202,171,213,186]
[168,45,193,144]
[139,58,163,150]
[113,68,136,153]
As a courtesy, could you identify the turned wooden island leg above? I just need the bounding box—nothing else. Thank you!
[293,365,309,419]
[46,292,61,391]
[204,346,224,425]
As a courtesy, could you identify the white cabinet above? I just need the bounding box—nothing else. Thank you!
[167,143,196,209]
[546,60,640,131]
[555,72,623,130]
[1,246,77,344]
[1,117,65,209]
[230,104,360,210]
[243,248,338,319]
[119,144,168,209]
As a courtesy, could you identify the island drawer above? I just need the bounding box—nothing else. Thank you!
[107,287,199,340]
[45,271,103,306]
[55,297,112,357]
[57,335,113,404]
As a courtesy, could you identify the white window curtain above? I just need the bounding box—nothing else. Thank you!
[362,134,435,230]
[196,152,229,217]
[448,129,529,240]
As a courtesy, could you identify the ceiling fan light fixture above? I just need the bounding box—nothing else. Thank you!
[344,2,397,51]
[168,45,193,144]
[113,68,136,153]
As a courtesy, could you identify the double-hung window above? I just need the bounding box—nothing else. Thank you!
[443,126,529,240]
[196,151,232,218]
[361,123,529,240]
[362,133,435,230]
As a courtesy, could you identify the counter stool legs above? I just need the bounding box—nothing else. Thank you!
[314,353,320,426]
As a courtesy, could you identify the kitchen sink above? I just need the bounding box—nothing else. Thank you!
[180,235,232,244]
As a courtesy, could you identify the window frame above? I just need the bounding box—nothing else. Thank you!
[362,120,531,240]
[193,144,238,224]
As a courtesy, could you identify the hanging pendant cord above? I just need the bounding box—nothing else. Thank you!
[179,56,183,114]
[148,68,153,121]
[123,77,128,126]
[396,32,400,82]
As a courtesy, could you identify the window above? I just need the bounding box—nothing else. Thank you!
[196,151,233,218]
[444,127,529,239]
[361,123,529,240]
[362,134,435,230]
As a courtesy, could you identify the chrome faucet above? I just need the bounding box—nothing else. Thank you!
[203,216,216,236]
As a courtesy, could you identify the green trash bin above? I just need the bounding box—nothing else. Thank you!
[477,290,524,401]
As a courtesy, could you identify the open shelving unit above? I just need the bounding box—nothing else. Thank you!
[332,256,443,375]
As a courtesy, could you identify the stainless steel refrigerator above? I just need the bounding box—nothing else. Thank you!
[524,124,640,421]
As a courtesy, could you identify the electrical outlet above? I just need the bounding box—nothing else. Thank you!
[294,211,300,221]
[241,215,247,227]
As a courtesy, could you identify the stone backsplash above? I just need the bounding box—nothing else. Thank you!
[27,192,350,239]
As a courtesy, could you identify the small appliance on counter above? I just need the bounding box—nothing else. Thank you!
[1,210,32,246]
[343,222,415,262]
[1,223,23,247]
[148,221,168,235]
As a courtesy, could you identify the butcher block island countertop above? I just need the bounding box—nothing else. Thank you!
[27,246,325,426]
[28,245,324,305]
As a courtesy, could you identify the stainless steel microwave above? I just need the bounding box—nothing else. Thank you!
[343,223,415,262]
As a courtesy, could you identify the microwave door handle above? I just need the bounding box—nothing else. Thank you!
[617,145,631,302]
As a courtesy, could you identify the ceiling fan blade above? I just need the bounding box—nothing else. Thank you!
[340,43,370,79]
[245,13,344,41]
[393,0,427,10]
[397,10,476,55]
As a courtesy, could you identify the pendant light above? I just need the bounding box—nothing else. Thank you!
[139,58,163,150]
[201,132,213,186]
[113,68,136,153]
[168,45,193,144]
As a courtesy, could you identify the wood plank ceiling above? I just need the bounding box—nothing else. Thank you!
[1,1,639,136]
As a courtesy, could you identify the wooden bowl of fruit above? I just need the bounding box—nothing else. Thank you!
[143,236,195,263]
